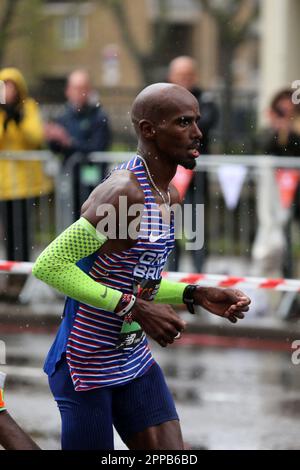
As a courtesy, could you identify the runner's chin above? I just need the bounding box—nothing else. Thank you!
[180,158,196,170]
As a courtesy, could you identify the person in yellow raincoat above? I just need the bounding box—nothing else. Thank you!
[0,68,53,261]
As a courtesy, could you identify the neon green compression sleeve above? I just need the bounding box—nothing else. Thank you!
[32,217,122,311]
[154,279,189,304]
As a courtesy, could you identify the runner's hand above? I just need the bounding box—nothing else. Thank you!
[132,299,186,347]
[194,287,250,323]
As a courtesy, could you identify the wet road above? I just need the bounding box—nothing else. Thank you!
[1,331,300,450]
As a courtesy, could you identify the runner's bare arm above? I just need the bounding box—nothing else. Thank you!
[81,170,145,252]
[0,373,40,450]
[0,411,40,450]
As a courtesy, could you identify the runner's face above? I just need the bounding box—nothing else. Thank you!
[154,95,202,169]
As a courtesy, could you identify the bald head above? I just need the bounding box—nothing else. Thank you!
[131,82,198,135]
[131,82,201,170]
[66,69,91,108]
[168,56,198,91]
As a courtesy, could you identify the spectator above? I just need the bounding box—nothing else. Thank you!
[45,70,111,163]
[167,56,219,272]
[252,89,300,277]
[45,70,112,217]
[0,67,51,262]
[259,89,300,157]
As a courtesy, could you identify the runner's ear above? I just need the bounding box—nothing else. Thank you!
[139,120,155,140]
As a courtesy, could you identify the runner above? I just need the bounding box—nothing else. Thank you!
[33,83,250,450]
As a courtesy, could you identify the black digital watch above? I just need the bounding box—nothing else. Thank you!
[183,284,198,314]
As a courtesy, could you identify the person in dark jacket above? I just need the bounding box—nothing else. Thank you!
[45,70,112,216]
[167,56,219,272]
[45,69,111,162]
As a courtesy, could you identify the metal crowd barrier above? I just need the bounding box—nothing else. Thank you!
[1,151,300,318]
[0,151,59,262]
[2,151,300,263]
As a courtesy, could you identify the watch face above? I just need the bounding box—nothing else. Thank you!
[184,285,197,300]
[183,285,196,314]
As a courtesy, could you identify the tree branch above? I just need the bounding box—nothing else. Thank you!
[0,0,21,38]
[199,0,258,45]
[233,0,259,43]
[0,0,21,65]
[100,0,144,62]
[200,0,221,20]
[99,0,171,83]
[151,0,169,56]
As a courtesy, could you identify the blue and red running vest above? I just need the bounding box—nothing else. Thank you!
[44,155,175,391]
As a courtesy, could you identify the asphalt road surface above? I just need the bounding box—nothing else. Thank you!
[1,331,300,450]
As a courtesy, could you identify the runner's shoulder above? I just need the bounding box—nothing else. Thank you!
[100,170,145,205]
[81,170,145,224]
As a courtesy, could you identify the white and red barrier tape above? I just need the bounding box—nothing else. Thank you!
[0,261,34,274]
[162,272,300,292]
[1,260,300,292]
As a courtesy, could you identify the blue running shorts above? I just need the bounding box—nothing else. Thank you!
[48,356,179,450]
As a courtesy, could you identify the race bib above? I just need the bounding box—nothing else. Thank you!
[115,318,144,349]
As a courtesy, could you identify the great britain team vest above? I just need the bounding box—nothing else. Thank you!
[58,155,175,391]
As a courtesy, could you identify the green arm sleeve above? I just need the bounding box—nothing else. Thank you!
[154,279,188,304]
[32,217,122,311]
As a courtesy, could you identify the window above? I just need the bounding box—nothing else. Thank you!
[60,15,86,49]
[43,2,91,49]
[147,0,201,23]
